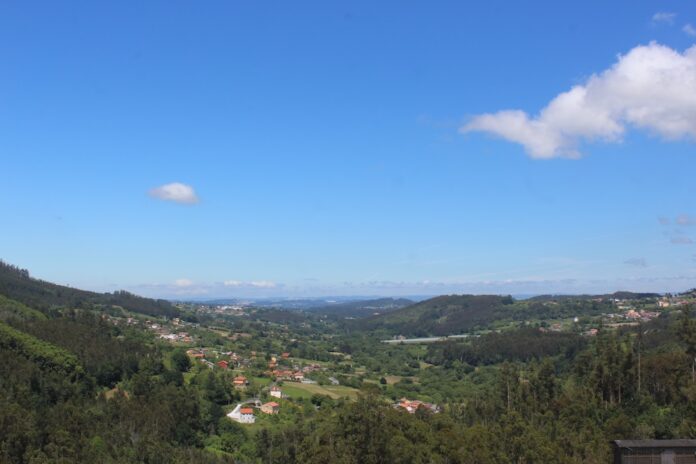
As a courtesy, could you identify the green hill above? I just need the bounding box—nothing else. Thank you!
[0,260,179,318]
[352,293,615,336]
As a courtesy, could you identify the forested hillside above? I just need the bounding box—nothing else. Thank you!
[306,297,414,318]
[0,261,180,318]
[352,294,614,336]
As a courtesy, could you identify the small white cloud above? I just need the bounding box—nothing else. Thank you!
[224,280,277,289]
[250,280,276,288]
[652,12,676,24]
[175,278,194,287]
[149,182,199,204]
[684,24,696,37]
[462,42,696,158]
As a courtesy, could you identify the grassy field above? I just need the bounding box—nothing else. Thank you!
[282,382,359,400]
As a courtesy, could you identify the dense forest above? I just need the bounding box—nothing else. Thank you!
[0,261,180,319]
[2,261,696,463]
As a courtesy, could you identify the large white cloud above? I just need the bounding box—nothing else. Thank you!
[149,182,199,204]
[462,42,696,158]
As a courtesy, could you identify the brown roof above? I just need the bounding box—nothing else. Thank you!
[240,408,254,415]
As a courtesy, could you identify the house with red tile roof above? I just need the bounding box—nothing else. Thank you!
[261,402,280,414]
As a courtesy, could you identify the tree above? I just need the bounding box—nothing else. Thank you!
[171,349,192,373]
[678,305,696,383]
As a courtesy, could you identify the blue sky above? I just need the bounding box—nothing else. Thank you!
[2,1,696,298]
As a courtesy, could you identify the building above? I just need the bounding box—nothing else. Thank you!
[233,376,249,389]
[396,398,440,414]
[612,439,696,464]
[260,402,280,414]
[186,349,205,359]
[227,404,255,424]
[270,386,282,399]
[217,360,229,369]
[281,352,290,359]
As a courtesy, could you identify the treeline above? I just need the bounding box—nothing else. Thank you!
[425,327,587,366]
[0,260,180,318]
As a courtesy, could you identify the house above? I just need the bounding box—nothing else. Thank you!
[233,376,249,389]
[186,349,205,359]
[227,404,255,424]
[293,372,304,381]
[217,360,229,369]
[260,402,280,414]
[281,352,290,359]
[396,398,440,414]
[328,376,340,385]
[270,386,282,399]
[611,439,696,464]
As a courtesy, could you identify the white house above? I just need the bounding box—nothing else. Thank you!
[270,386,282,399]
[227,404,256,424]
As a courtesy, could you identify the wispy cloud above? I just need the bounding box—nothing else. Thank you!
[224,280,277,289]
[652,12,676,24]
[676,214,696,226]
[461,42,696,158]
[175,278,194,287]
[149,182,199,204]
[624,258,647,267]
[671,236,694,245]
[684,24,696,37]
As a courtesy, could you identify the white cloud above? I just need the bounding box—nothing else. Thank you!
[250,280,277,288]
[149,182,199,204]
[652,12,676,24]
[175,278,194,287]
[462,42,696,158]
[684,24,696,37]
[224,280,277,288]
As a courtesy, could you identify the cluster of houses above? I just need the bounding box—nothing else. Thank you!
[270,362,326,384]
[136,318,197,344]
[395,398,440,414]
[186,349,254,370]
[227,387,284,424]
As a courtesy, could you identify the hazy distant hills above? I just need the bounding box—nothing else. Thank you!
[0,261,180,318]
[197,296,415,318]
[527,291,661,302]
[303,297,414,318]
